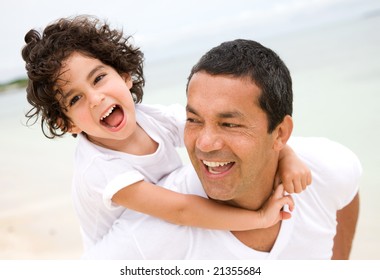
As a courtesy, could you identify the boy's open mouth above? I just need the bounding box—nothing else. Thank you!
[100,105,124,128]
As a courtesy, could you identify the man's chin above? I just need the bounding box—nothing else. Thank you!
[202,184,233,202]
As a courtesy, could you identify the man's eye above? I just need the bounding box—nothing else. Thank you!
[70,95,81,106]
[186,118,199,123]
[222,123,239,128]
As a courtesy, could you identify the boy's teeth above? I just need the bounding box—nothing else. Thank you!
[202,160,231,167]
[100,105,116,120]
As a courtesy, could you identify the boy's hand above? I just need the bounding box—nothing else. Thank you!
[260,184,294,228]
[276,145,312,193]
[275,162,312,193]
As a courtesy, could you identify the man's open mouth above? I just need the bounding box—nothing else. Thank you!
[100,105,124,128]
[202,160,234,174]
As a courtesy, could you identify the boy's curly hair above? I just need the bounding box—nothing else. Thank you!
[21,15,145,138]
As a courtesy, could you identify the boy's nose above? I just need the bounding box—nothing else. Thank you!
[90,91,105,108]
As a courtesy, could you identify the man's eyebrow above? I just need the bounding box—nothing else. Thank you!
[218,111,244,119]
[186,104,244,119]
[186,104,197,115]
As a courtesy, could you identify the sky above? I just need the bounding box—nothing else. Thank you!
[1,0,379,83]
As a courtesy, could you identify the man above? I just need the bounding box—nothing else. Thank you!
[183,39,360,259]
[83,39,361,259]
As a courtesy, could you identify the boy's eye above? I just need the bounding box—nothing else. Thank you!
[94,74,106,84]
[69,95,81,106]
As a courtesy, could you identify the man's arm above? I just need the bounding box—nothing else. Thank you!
[332,193,360,259]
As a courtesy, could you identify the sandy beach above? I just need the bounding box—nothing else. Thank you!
[0,101,82,259]
[1,10,380,260]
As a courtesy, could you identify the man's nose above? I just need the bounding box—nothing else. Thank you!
[195,126,223,153]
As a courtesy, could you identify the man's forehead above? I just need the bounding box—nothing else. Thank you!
[186,101,246,118]
[187,73,260,106]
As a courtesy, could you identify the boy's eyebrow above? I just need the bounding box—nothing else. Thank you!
[87,65,105,81]
[61,65,106,100]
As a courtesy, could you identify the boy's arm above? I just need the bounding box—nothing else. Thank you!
[276,144,312,193]
[112,180,293,231]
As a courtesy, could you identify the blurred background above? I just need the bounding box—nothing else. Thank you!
[0,0,379,259]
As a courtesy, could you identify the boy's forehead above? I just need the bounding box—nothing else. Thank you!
[53,74,71,92]
[56,53,104,84]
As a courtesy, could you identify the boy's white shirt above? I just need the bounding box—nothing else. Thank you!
[71,103,186,250]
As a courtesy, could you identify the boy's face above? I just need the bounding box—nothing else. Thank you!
[57,52,137,150]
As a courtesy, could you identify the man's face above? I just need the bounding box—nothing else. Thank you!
[184,72,279,209]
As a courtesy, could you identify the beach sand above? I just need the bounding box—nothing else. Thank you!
[0,102,82,259]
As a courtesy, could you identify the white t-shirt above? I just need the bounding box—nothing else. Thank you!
[72,104,186,250]
[82,137,362,259]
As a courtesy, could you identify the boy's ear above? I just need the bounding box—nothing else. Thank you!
[122,73,133,89]
[68,124,82,135]
[273,115,293,151]
[57,118,82,135]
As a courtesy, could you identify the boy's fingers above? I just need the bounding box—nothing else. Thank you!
[273,184,284,198]
[281,212,292,220]
[300,176,307,191]
[279,195,294,212]
[282,179,294,194]
[293,179,303,193]
[286,195,295,211]
[307,172,312,185]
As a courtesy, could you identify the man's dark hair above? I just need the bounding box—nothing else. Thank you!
[187,39,292,133]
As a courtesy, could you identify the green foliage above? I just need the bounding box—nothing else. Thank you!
[0,78,28,92]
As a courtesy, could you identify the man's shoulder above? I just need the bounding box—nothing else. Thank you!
[289,136,362,209]
[158,164,206,197]
[288,136,362,177]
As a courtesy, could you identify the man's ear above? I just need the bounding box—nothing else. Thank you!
[273,115,293,151]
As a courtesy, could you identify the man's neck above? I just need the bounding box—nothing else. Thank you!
[231,221,281,252]
[227,175,280,252]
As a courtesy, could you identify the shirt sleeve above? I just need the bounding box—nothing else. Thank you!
[82,156,145,210]
[327,139,362,209]
[102,170,145,210]
[137,103,186,148]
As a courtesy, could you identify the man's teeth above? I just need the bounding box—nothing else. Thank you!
[100,105,116,121]
[202,160,231,167]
